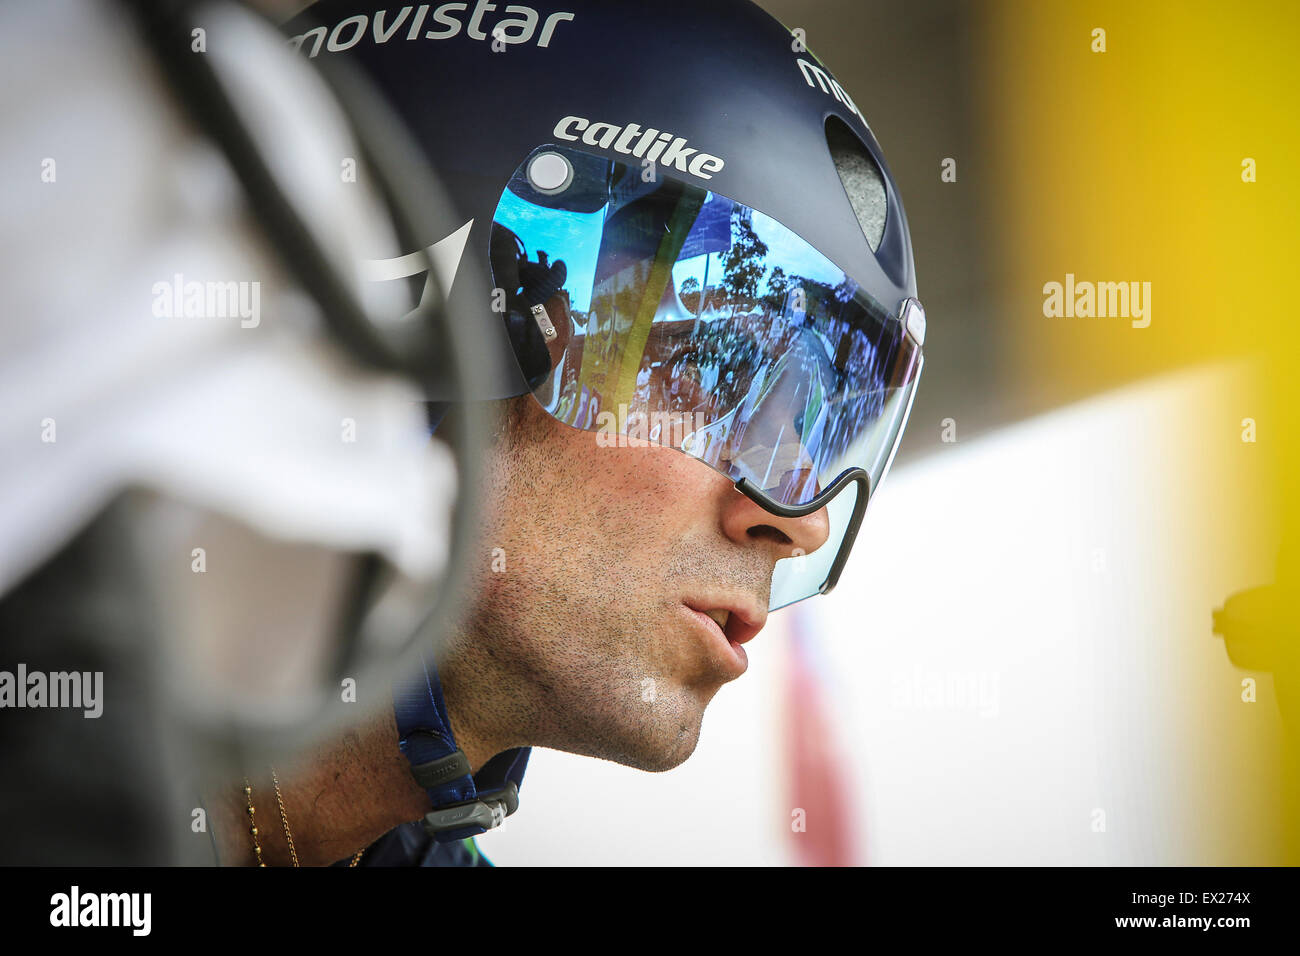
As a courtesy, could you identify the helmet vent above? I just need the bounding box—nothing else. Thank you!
[825,115,886,253]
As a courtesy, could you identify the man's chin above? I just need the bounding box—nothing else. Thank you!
[619,706,710,772]
[565,706,706,773]
[625,736,701,773]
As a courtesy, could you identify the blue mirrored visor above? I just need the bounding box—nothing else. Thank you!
[490,144,924,608]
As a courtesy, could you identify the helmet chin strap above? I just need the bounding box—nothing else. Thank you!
[390,408,529,843]
[392,651,530,843]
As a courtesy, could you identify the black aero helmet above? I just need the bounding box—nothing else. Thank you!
[287,0,926,611]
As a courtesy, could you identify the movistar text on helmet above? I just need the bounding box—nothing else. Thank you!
[553,116,725,180]
[796,58,861,118]
[286,3,576,58]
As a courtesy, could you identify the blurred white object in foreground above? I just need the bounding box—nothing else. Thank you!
[0,0,455,721]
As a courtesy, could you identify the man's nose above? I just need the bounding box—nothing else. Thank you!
[719,484,832,561]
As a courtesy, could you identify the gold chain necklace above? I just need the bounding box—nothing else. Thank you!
[241,778,266,867]
[244,769,366,867]
[269,767,302,867]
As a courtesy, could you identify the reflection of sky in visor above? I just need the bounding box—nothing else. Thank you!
[748,209,846,291]
[495,187,603,313]
[496,185,853,318]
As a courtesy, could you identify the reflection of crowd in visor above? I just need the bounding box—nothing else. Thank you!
[491,166,913,501]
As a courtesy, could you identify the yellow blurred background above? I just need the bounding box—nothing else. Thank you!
[980,0,1300,863]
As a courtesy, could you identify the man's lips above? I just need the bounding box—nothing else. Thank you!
[681,597,767,677]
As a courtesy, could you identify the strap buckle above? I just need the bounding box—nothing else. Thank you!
[420,781,520,836]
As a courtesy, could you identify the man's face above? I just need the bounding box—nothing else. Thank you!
[459,394,830,772]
